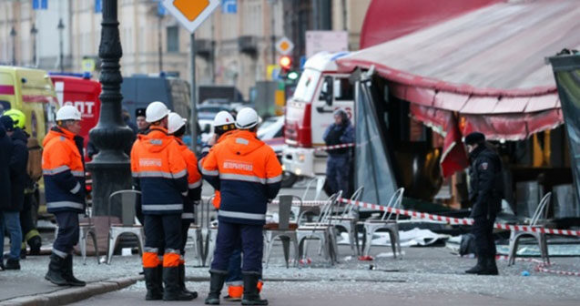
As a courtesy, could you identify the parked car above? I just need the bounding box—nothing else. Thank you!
[258,116,297,188]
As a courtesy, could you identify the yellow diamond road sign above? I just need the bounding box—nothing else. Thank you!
[163,0,220,33]
[276,37,294,55]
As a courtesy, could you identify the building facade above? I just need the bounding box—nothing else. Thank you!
[1,0,371,99]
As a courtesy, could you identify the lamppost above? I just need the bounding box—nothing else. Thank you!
[10,27,16,66]
[57,19,65,72]
[87,0,134,217]
[30,24,38,66]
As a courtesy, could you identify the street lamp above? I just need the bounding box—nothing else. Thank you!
[57,19,65,72]
[10,27,16,66]
[30,24,38,66]
[87,0,134,217]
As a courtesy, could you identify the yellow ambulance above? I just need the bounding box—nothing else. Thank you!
[0,66,59,144]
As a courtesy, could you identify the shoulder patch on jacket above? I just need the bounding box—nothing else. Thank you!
[480,162,488,170]
[150,139,162,145]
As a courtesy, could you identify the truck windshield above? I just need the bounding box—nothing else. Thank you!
[292,69,321,102]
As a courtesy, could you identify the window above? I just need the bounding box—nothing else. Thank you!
[334,78,354,101]
[167,26,179,53]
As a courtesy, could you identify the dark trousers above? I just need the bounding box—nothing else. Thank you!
[225,244,243,285]
[326,155,350,196]
[53,211,80,257]
[472,214,497,259]
[144,214,182,252]
[20,193,38,245]
[211,221,263,275]
[180,220,192,256]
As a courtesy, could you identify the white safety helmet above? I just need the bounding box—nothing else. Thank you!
[56,105,82,121]
[213,111,235,128]
[235,108,260,130]
[167,112,186,134]
[145,101,170,123]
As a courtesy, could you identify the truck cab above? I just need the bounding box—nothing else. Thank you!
[283,52,355,178]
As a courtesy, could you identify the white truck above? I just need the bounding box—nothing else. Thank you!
[282,52,355,179]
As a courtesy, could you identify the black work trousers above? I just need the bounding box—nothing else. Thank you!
[472,214,497,259]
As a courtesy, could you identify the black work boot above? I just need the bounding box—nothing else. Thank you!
[242,274,268,306]
[163,267,196,301]
[29,235,42,255]
[482,256,499,276]
[62,255,86,286]
[45,254,69,286]
[5,258,21,270]
[465,256,486,274]
[179,264,198,298]
[205,271,227,305]
[144,265,163,301]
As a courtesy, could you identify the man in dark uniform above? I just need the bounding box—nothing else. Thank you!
[136,108,150,134]
[464,132,503,275]
[323,109,354,197]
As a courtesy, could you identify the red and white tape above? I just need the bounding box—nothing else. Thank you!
[336,198,580,237]
[314,143,356,152]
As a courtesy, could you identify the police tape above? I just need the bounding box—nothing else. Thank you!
[314,143,356,152]
[336,198,580,237]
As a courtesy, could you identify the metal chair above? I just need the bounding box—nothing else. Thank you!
[296,192,342,265]
[508,192,552,266]
[79,202,99,265]
[187,200,204,266]
[264,195,300,268]
[201,195,219,267]
[106,190,145,264]
[360,188,405,258]
[328,187,364,255]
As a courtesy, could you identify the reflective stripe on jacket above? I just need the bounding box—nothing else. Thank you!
[201,130,282,225]
[200,130,238,210]
[176,138,202,220]
[131,127,188,215]
[42,127,85,213]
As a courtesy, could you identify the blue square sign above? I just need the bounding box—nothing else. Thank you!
[222,0,237,14]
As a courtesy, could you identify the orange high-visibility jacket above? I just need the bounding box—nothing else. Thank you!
[175,137,202,220]
[42,127,85,213]
[201,130,282,225]
[131,127,188,215]
[200,130,238,209]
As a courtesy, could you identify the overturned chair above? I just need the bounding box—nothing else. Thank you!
[106,190,145,265]
[264,195,300,268]
[508,192,552,266]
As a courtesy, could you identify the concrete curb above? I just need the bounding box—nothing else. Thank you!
[0,276,143,306]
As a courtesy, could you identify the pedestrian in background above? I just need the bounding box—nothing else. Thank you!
[464,132,503,276]
[3,109,43,257]
[0,117,15,271]
[131,102,194,301]
[42,106,86,286]
[136,108,150,134]
[202,108,282,305]
[0,115,28,270]
[168,112,202,299]
[323,109,355,197]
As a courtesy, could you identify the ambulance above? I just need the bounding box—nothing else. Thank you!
[50,74,102,153]
[0,66,59,143]
[282,52,355,178]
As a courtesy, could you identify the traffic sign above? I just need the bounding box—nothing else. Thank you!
[276,37,294,55]
[162,0,220,33]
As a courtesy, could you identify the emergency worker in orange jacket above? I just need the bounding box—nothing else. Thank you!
[202,108,282,306]
[168,112,202,298]
[201,111,246,301]
[42,106,86,287]
[130,102,194,301]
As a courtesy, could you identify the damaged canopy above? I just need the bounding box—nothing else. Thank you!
[339,0,580,176]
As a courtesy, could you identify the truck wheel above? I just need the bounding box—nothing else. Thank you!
[281,171,297,188]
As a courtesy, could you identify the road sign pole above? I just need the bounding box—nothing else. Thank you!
[190,33,198,153]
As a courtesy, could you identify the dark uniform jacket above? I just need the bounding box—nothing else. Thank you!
[0,123,13,208]
[5,128,29,211]
[468,145,503,218]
